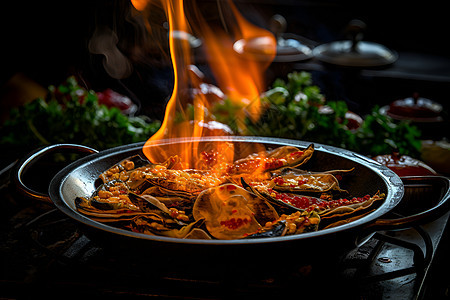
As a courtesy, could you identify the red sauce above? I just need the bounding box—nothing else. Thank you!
[220,217,250,230]
[373,153,436,177]
[227,150,305,175]
[298,178,308,185]
[273,176,308,187]
[290,151,304,158]
[263,158,286,170]
[269,189,321,209]
[231,156,287,174]
[226,185,237,191]
[269,188,370,211]
[273,176,285,185]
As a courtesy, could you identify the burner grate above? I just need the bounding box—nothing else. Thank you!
[19,207,443,299]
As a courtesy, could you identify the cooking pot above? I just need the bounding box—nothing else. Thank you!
[12,137,450,273]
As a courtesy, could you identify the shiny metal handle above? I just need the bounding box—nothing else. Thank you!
[367,176,450,232]
[13,144,99,203]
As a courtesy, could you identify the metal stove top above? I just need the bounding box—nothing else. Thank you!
[1,162,449,299]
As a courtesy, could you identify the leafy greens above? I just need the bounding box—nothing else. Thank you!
[211,71,421,157]
[0,77,161,151]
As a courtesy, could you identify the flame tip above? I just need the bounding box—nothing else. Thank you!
[140,0,274,166]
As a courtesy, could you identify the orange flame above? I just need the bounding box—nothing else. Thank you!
[196,0,276,129]
[137,0,276,169]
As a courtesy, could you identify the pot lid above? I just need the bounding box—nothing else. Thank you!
[273,33,314,62]
[269,14,314,62]
[313,19,398,67]
[313,40,398,67]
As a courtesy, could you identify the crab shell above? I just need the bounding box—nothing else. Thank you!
[130,215,205,239]
[319,193,385,229]
[192,184,279,240]
[270,172,348,194]
[241,177,321,214]
[241,177,385,230]
[99,154,181,190]
[75,197,154,223]
[228,144,314,175]
[246,210,321,238]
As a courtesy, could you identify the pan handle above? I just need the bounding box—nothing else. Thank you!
[365,176,450,232]
[13,144,99,203]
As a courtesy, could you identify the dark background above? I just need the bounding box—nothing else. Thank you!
[2,0,449,119]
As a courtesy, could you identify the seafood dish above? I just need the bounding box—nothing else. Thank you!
[75,143,385,240]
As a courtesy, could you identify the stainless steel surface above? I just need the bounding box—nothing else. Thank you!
[47,136,406,246]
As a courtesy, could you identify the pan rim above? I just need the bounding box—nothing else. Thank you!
[49,136,404,246]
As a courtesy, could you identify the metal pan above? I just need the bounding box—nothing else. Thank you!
[12,136,450,269]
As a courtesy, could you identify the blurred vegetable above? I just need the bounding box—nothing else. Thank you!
[354,106,421,157]
[97,88,137,115]
[11,73,420,158]
[211,71,421,157]
[0,76,161,151]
